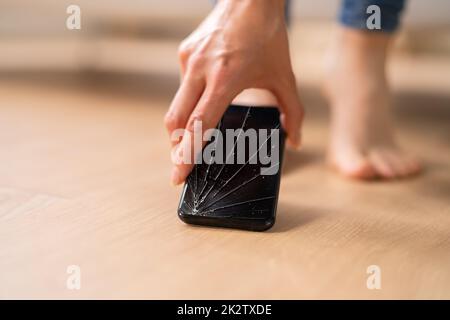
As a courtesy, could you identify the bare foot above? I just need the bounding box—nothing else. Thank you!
[323,27,421,180]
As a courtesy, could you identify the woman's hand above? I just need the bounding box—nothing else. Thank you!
[165,0,304,185]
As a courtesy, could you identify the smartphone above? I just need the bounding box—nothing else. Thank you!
[177,104,285,231]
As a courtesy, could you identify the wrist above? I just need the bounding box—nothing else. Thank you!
[217,0,285,16]
[216,0,286,28]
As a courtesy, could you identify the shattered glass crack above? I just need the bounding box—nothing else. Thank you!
[177,105,286,231]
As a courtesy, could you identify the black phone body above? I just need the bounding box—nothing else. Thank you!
[177,105,285,231]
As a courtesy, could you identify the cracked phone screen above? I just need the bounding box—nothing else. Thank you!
[178,105,285,227]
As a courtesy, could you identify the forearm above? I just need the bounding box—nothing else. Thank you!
[216,0,285,11]
[209,0,287,44]
[214,0,286,24]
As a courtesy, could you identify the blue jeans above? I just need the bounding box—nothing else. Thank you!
[339,0,406,32]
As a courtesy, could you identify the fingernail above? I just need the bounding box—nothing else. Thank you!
[171,167,181,186]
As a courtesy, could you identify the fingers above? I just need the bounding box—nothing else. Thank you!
[178,40,190,81]
[164,74,205,147]
[273,75,304,149]
[171,83,235,185]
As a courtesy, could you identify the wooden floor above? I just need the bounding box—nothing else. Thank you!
[0,75,449,299]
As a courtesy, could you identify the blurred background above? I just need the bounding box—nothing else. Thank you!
[1,0,450,93]
[2,0,449,171]
[1,0,450,299]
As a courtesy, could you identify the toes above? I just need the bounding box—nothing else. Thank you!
[402,155,423,176]
[343,160,376,179]
[369,151,396,179]
[386,151,423,178]
[329,146,422,181]
[384,152,410,177]
[330,151,376,180]
[369,149,422,179]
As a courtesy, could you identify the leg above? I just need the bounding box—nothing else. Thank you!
[323,0,421,179]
